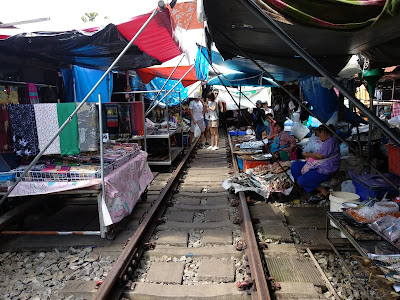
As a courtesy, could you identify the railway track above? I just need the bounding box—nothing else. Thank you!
[92,130,270,299]
[2,129,388,299]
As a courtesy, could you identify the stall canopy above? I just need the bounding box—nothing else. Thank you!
[202,0,400,78]
[208,72,278,87]
[200,45,307,82]
[136,65,198,87]
[0,9,182,71]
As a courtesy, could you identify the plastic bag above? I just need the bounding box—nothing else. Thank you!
[370,215,398,233]
[303,134,322,153]
[357,206,379,222]
[291,112,310,140]
[383,221,400,242]
[341,180,356,194]
[194,123,201,138]
[340,143,349,157]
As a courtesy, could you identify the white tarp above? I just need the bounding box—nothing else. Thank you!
[212,85,271,111]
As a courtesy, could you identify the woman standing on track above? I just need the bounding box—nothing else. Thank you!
[206,92,219,150]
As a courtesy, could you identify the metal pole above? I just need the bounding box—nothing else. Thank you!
[145,54,186,115]
[239,0,400,147]
[145,64,195,117]
[0,4,163,206]
[98,94,106,238]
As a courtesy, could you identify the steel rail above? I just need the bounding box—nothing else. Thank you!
[93,138,199,299]
[227,130,271,300]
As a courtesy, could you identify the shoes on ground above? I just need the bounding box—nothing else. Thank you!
[212,146,219,150]
[207,146,213,150]
[205,142,210,146]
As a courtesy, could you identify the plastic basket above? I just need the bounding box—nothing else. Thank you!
[242,159,270,172]
[386,144,400,177]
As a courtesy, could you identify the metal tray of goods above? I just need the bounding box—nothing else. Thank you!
[343,209,376,227]
[368,225,400,252]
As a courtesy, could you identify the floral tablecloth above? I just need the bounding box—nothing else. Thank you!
[103,150,153,225]
[9,150,153,226]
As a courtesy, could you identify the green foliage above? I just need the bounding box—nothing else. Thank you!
[81,12,99,23]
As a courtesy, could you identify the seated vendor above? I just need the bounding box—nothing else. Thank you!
[291,125,340,202]
[168,112,178,124]
[270,121,296,161]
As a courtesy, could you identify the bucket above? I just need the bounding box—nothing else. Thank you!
[329,192,360,230]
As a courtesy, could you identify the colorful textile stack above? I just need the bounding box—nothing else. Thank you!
[57,103,80,155]
[34,103,61,155]
[27,83,39,104]
[8,104,39,156]
[76,103,99,152]
[0,105,11,152]
[104,103,119,139]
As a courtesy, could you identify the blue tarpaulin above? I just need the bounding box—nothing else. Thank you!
[130,72,188,106]
[195,46,209,81]
[71,66,113,103]
[300,77,338,123]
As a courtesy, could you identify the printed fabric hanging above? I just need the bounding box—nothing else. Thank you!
[34,103,61,155]
[57,103,80,155]
[103,103,119,139]
[8,104,40,156]
[118,103,132,138]
[76,103,99,152]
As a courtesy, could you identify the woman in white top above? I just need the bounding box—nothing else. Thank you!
[206,92,219,150]
[189,91,207,147]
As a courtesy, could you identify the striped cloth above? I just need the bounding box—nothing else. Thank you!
[27,83,39,104]
[392,100,400,118]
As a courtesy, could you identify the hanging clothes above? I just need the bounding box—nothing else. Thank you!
[104,103,119,139]
[34,103,61,155]
[27,83,40,104]
[118,103,131,138]
[9,104,40,156]
[0,105,11,152]
[76,103,99,152]
[130,102,144,136]
[57,103,80,155]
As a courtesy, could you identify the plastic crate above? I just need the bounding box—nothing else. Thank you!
[237,157,243,170]
[229,130,246,136]
[386,144,400,177]
[352,173,400,200]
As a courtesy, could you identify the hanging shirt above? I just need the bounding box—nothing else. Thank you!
[189,100,204,121]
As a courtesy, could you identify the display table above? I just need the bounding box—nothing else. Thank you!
[327,212,400,257]
[3,151,153,238]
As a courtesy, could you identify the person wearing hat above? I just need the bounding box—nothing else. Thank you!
[291,125,340,202]
[189,91,207,147]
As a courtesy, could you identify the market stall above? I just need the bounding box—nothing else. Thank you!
[0,101,153,238]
